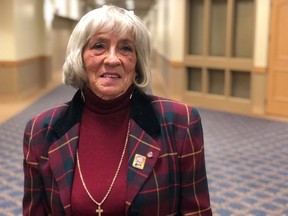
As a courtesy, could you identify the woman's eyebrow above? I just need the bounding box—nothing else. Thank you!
[118,38,135,44]
[89,34,134,45]
[91,36,107,42]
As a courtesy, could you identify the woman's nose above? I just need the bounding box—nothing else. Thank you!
[104,48,121,66]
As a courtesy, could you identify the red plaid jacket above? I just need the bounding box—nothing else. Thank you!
[23,88,212,216]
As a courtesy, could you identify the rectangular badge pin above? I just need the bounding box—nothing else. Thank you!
[132,154,146,170]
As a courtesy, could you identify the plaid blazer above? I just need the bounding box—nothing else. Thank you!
[23,88,212,216]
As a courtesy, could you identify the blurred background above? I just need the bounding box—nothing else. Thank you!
[0,0,287,121]
[0,0,288,216]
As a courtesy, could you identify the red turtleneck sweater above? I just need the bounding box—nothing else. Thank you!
[71,87,132,215]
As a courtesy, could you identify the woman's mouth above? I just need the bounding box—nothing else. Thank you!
[101,74,120,78]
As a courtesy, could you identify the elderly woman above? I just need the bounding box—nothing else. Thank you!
[23,5,212,216]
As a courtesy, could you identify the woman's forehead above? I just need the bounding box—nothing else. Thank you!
[90,27,135,41]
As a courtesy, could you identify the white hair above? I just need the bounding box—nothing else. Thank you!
[62,5,151,92]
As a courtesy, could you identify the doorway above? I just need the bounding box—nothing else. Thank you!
[267,0,288,117]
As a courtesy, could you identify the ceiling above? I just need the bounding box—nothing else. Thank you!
[81,0,155,18]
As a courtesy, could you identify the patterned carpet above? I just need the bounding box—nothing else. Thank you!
[0,85,287,216]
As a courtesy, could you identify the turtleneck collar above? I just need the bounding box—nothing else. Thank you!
[82,85,134,115]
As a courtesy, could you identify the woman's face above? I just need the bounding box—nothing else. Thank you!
[83,31,137,100]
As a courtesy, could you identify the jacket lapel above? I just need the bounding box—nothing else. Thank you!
[126,120,161,211]
[48,90,84,215]
[48,124,80,215]
[125,89,161,212]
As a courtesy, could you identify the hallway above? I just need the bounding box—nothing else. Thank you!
[0,68,288,215]
[1,0,288,214]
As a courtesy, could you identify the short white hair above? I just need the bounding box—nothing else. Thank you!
[62,5,151,92]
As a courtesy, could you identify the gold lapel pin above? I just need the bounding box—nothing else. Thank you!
[132,154,146,170]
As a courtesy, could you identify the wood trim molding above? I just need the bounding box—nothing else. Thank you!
[153,50,184,68]
[0,55,51,67]
[253,66,267,74]
[169,61,183,68]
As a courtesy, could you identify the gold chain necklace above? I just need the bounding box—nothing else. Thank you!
[76,122,130,216]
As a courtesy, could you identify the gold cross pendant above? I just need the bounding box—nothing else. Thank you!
[96,205,103,216]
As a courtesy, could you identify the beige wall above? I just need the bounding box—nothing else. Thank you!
[51,16,77,74]
[14,0,46,59]
[145,0,273,117]
[253,0,270,68]
[146,0,185,62]
[53,0,80,20]
[144,0,186,99]
[0,0,80,99]
[146,0,271,69]
[0,0,52,98]
[0,0,47,61]
[251,0,271,114]
[0,1,16,60]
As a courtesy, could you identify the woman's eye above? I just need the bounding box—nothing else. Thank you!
[92,43,104,50]
[121,45,133,52]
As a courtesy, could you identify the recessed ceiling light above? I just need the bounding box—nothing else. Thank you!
[95,0,106,6]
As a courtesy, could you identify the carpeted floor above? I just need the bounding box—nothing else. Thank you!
[0,84,287,216]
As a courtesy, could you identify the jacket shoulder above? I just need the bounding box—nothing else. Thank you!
[27,103,70,132]
[147,95,201,125]
[23,103,71,162]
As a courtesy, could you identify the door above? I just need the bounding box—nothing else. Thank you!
[267,0,288,117]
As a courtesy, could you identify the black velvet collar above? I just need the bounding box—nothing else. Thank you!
[53,88,160,140]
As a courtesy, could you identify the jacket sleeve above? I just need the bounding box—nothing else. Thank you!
[179,107,212,215]
[23,119,48,216]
